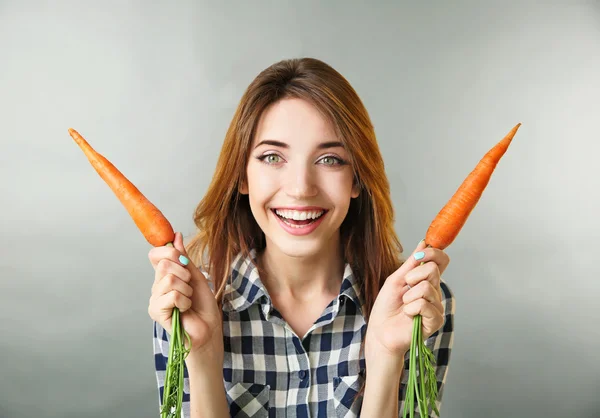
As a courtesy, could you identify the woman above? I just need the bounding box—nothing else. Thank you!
[148,57,455,417]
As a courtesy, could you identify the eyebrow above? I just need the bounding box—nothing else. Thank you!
[254,139,345,150]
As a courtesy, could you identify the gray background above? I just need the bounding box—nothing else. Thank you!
[1,1,599,417]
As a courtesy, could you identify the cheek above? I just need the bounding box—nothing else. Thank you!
[255,175,278,194]
[325,173,355,201]
[246,165,278,204]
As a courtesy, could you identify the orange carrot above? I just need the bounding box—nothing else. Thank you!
[404,123,522,418]
[425,123,521,249]
[68,128,175,247]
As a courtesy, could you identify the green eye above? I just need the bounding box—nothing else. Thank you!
[320,156,343,166]
[266,154,281,163]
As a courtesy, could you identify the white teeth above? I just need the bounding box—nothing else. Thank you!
[281,219,308,228]
[274,209,325,220]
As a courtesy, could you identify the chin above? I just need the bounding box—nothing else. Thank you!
[268,237,329,259]
[265,226,343,261]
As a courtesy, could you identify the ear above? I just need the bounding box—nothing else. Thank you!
[239,179,248,195]
[351,179,360,198]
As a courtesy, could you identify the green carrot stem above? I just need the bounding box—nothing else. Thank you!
[401,253,440,418]
[404,319,415,418]
[161,308,176,417]
[163,308,178,417]
[411,317,419,418]
[179,308,186,417]
[404,337,412,418]
[417,316,428,417]
[160,242,190,418]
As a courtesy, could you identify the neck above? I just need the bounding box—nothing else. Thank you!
[258,237,345,302]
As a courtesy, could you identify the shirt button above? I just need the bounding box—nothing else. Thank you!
[298,370,306,379]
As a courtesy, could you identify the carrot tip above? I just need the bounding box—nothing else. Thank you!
[424,122,522,250]
[69,127,176,248]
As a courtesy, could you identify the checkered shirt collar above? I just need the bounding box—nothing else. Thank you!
[221,249,365,315]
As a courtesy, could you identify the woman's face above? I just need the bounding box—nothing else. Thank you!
[241,97,359,259]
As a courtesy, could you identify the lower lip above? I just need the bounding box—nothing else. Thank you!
[272,210,327,236]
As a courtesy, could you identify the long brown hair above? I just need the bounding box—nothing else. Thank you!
[186,57,403,320]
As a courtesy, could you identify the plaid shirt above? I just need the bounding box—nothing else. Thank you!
[153,249,455,417]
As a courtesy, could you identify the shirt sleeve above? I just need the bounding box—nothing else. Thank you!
[152,264,214,418]
[398,279,456,418]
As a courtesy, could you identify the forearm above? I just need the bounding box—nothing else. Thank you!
[185,350,229,418]
[361,345,406,418]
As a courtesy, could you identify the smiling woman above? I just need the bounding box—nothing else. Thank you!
[240,98,359,264]
[148,57,455,418]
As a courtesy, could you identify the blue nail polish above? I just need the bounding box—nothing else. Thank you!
[414,251,425,261]
[179,255,189,265]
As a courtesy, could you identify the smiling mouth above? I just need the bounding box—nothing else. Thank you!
[271,208,328,227]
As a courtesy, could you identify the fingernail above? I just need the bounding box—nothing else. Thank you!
[179,255,189,265]
[414,251,425,261]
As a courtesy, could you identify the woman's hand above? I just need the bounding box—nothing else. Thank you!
[147,232,223,357]
[365,240,450,363]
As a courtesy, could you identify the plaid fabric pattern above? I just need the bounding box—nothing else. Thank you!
[153,249,455,417]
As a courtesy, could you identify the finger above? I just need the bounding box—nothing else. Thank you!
[172,232,216,308]
[151,273,194,300]
[405,261,441,291]
[158,289,193,313]
[402,298,443,324]
[418,245,451,276]
[404,267,439,305]
[385,240,429,286]
[153,258,192,289]
[148,245,189,271]
[404,249,449,294]
[408,245,450,273]
[402,281,443,314]
[148,289,192,333]
[147,303,172,334]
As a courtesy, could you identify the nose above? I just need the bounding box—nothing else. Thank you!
[284,164,318,199]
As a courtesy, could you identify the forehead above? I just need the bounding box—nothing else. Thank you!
[253,98,339,146]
